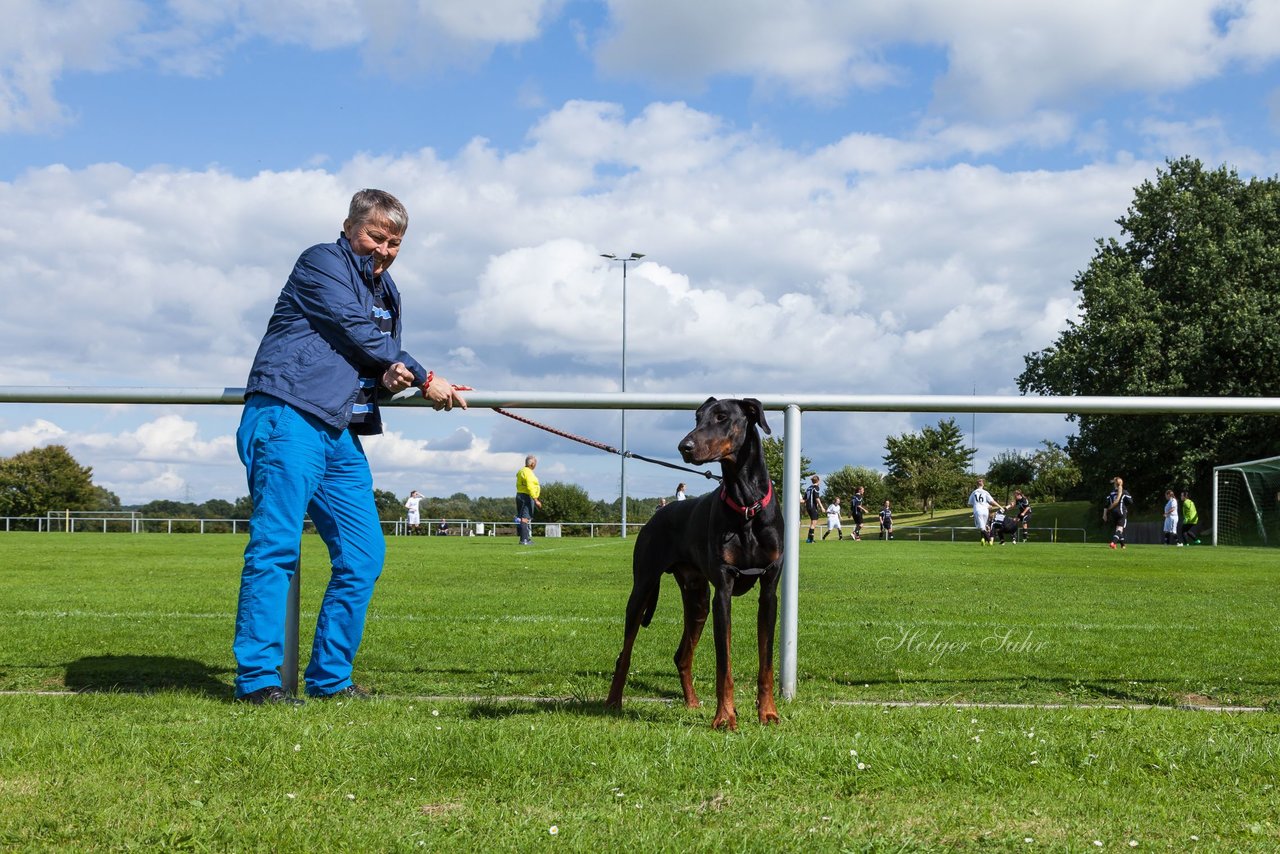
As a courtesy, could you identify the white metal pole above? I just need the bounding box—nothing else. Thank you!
[780,403,801,700]
[620,258,627,539]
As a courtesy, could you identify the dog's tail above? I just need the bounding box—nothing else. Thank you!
[639,578,661,628]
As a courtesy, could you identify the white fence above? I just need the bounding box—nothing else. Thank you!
[2,515,637,538]
[4,515,1089,543]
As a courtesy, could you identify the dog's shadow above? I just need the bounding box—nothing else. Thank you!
[64,654,232,700]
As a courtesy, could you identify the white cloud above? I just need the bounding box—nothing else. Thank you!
[0,0,147,132]
[7,0,1278,140]
[359,0,565,73]
[596,0,1280,116]
[1,95,1158,499]
[0,418,68,454]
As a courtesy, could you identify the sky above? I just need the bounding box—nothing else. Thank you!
[2,0,1280,508]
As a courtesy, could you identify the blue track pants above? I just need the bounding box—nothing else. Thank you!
[233,394,385,697]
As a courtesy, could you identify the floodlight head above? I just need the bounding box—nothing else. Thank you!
[600,253,617,259]
[630,252,645,259]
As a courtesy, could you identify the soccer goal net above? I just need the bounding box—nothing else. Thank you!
[1213,455,1280,546]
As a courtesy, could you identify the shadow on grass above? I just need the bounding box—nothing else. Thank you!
[65,655,232,700]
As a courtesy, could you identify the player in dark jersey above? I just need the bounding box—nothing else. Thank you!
[849,486,866,541]
[1104,477,1133,549]
[1011,489,1031,543]
[878,500,894,540]
[804,475,824,544]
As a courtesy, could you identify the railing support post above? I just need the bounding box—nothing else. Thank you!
[780,404,801,701]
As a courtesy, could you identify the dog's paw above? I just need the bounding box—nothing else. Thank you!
[712,707,739,731]
[758,696,780,724]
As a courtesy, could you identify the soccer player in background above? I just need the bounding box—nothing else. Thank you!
[850,485,866,541]
[822,497,843,540]
[1104,477,1133,549]
[968,478,1002,545]
[1162,488,1180,546]
[879,500,894,540]
[1011,489,1032,543]
[804,475,825,544]
[1179,490,1201,545]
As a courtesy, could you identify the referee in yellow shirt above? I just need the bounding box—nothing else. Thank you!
[516,455,542,546]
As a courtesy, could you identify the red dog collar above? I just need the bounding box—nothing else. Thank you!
[720,481,774,519]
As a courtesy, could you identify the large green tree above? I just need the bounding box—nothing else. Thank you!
[539,481,595,523]
[1029,440,1081,503]
[373,489,403,521]
[762,436,814,509]
[1019,157,1280,506]
[0,445,97,516]
[824,465,887,510]
[984,450,1036,499]
[883,418,975,514]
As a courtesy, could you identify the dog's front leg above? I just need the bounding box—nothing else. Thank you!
[756,574,780,725]
[709,580,737,731]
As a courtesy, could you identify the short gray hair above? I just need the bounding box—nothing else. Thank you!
[348,189,408,234]
[525,455,537,466]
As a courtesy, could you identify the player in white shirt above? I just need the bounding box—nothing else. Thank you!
[404,489,423,535]
[822,498,843,540]
[1162,488,1180,546]
[967,478,1003,545]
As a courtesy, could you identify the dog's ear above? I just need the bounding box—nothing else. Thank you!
[695,396,718,420]
[741,398,770,435]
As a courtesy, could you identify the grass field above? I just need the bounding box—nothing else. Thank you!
[2,532,1279,850]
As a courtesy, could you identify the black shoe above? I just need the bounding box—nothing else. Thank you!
[311,685,372,701]
[237,685,304,706]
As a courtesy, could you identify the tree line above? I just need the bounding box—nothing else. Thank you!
[0,446,672,525]
[4,158,1275,521]
[762,425,1080,518]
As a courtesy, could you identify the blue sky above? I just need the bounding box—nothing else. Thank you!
[2,0,1279,506]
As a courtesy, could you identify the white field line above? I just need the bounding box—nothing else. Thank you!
[9,608,1249,634]
[0,690,1267,713]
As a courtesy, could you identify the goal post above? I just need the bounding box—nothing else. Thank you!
[1213,455,1280,546]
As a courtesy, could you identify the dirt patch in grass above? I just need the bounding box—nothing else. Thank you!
[419,802,464,817]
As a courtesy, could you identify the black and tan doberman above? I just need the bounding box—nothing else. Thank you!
[604,397,784,730]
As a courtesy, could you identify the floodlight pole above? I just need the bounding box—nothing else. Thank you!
[601,252,645,538]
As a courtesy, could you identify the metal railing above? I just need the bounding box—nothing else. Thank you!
[878,525,1087,543]
[4,385,1280,700]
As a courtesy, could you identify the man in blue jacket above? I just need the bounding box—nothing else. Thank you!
[234,189,467,705]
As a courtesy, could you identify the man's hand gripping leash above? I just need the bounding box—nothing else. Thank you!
[421,371,470,411]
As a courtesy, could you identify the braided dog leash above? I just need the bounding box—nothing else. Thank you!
[425,382,720,481]
[492,406,721,482]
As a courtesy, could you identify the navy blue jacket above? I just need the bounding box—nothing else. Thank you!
[244,234,428,433]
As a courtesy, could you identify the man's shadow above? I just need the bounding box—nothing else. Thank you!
[65,655,232,700]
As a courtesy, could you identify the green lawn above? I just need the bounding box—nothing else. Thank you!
[2,532,1278,850]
